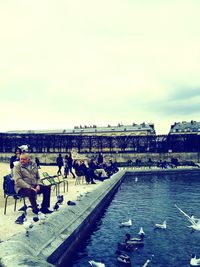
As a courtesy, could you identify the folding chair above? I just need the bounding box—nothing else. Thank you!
[41,172,66,195]
[75,171,85,185]
[4,193,26,215]
[3,174,26,215]
[58,175,69,192]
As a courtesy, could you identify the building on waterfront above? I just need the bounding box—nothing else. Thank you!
[7,122,156,136]
[169,120,200,134]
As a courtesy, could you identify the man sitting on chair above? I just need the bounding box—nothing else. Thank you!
[13,153,53,214]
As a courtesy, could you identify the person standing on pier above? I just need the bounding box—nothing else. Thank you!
[56,153,64,176]
[66,152,75,178]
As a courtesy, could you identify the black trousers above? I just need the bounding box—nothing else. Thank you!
[19,184,51,211]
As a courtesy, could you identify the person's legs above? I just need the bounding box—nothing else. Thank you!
[57,166,62,175]
[69,166,75,178]
[18,188,38,211]
[38,184,51,209]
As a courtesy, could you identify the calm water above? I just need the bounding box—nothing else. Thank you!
[69,173,200,267]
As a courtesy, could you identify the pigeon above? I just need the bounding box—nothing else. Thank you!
[57,195,64,204]
[53,202,60,211]
[76,194,82,201]
[18,204,28,212]
[23,219,33,236]
[32,215,39,223]
[15,213,26,225]
[38,212,46,224]
[67,200,76,206]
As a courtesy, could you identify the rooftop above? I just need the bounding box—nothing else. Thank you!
[7,122,155,135]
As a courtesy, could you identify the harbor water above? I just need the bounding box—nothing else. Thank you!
[68,172,200,267]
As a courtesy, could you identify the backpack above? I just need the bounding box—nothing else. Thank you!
[3,174,16,195]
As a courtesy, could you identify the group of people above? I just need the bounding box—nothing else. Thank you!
[9,148,118,216]
[56,152,76,178]
[72,157,119,184]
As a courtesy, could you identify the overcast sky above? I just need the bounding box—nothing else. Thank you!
[1,0,200,134]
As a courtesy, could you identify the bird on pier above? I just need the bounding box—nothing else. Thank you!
[57,195,64,204]
[38,212,46,224]
[15,212,26,225]
[53,202,60,211]
[23,218,33,237]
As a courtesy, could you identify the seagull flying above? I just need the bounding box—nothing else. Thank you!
[190,254,200,266]
[18,144,29,152]
[175,204,200,231]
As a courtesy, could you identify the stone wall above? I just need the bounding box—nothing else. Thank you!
[1,152,199,165]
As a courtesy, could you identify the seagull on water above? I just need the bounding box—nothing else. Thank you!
[190,254,200,266]
[120,219,132,227]
[191,215,200,224]
[138,227,145,238]
[175,204,200,231]
[155,220,166,229]
[116,250,131,265]
[88,260,105,267]
[142,255,154,267]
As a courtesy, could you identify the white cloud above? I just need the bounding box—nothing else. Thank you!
[0,0,200,134]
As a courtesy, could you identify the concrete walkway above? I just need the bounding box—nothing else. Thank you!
[0,164,105,241]
[0,163,126,266]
